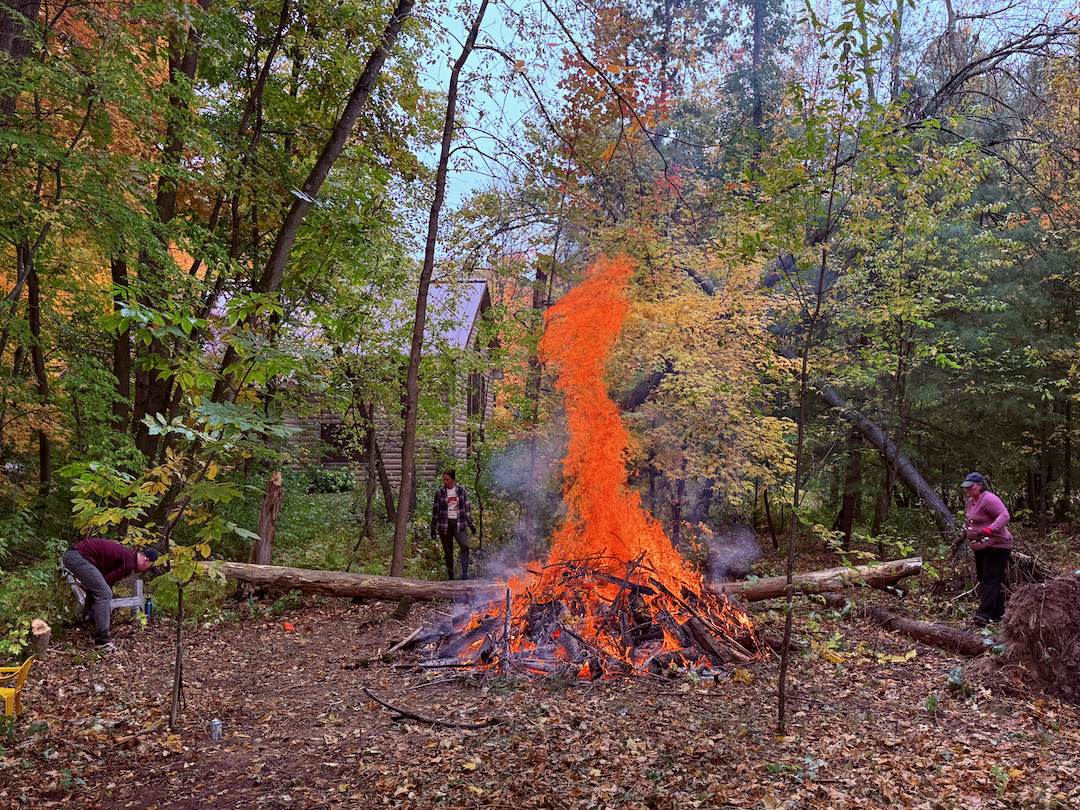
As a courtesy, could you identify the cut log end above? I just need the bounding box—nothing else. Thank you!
[30,618,51,660]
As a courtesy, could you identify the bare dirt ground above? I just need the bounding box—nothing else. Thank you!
[3,592,1079,810]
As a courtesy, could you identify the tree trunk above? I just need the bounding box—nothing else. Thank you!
[132,0,213,460]
[0,0,43,127]
[110,256,131,432]
[212,558,921,605]
[1058,399,1071,522]
[249,471,283,565]
[824,595,991,657]
[373,430,397,524]
[800,357,955,538]
[838,429,861,550]
[670,477,684,548]
[26,256,49,491]
[212,0,417,403]
[750,0,764,138]
[364,402,376,538]
[763,485,779,550]
[29,618,50,660]
[390,0,489,576]
[212,561,502,601]
[721,557,922,602]
[170,583,185,730]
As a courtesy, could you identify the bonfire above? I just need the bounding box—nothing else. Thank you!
[416,256,765,679]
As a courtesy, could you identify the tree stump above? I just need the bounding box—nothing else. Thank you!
[242,471,283,598]
[30,618,51,660]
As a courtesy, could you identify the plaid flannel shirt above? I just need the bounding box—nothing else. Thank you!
[431,484,474,537]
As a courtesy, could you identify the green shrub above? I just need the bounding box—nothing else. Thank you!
[307,467,356,494]
[0,562,69,663]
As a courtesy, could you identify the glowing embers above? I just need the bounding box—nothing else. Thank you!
[416,553,763,680]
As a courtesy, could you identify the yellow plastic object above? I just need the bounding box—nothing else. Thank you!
[0,657,33,716]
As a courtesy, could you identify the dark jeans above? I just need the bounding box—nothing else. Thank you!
[974,547,1011,622]
[62,548,113,645]
[439,529,470,580]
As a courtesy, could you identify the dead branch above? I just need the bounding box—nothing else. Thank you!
[362,688,504,729]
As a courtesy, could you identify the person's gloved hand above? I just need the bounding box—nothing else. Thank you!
[469,525,476,535]
[980,527,993,537]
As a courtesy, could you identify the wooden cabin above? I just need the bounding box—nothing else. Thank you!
[287,279,496,487]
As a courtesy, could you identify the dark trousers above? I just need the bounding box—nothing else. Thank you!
[439,529,470,580]
[974,547,1011,622]
[62,548,113,645]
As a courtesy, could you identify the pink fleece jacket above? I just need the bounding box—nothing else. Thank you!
[965,491,1013,551]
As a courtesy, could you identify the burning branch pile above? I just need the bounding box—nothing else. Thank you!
[414,256,766,679]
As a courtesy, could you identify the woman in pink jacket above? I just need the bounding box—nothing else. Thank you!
[961,472,1012,626]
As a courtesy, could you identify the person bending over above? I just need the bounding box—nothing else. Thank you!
[62,538,159,652]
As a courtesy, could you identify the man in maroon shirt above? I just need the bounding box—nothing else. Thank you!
[62,538,159,652]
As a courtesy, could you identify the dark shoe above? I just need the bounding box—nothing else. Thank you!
[973,616,990,627]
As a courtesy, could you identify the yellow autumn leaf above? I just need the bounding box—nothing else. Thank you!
[462,761,479,771]
[823,650,844,664]
[733,668,753,684]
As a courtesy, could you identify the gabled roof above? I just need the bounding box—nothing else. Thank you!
[425,279,490,350]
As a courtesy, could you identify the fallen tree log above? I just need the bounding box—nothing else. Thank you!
[211,558,921,604]
[718,557,922,602]
[209,562,502,601]
[823,594,992,656]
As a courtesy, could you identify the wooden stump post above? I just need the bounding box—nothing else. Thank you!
[250,471,283,566]
[242,471,283,597]
[30,618,51,660]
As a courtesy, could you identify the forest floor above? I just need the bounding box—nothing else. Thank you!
[2,583,1079,810]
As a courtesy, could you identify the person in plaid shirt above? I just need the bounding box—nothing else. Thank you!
[431,469,476,580]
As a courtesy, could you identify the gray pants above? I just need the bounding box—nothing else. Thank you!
[439,529,470,580]
[62,548,113,645]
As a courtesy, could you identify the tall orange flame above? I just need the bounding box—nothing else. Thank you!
[540,254,701,596]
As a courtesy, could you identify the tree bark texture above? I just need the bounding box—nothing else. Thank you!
[0,0,42,126]
[27,258,50,488]
[719,557,922,602]
[860,605,990,656]
[212,558,921,605]
[823,595,992,657]
[110,256,131,432]
[250,471,283,565]
[391,0,489,576]
[212,561,502,601]
[29,618,50,660]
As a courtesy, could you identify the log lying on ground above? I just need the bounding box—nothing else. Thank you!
[211,558,921,603]
[823,594,992,656]
[718,557,922,602]
[209,562,503,601]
